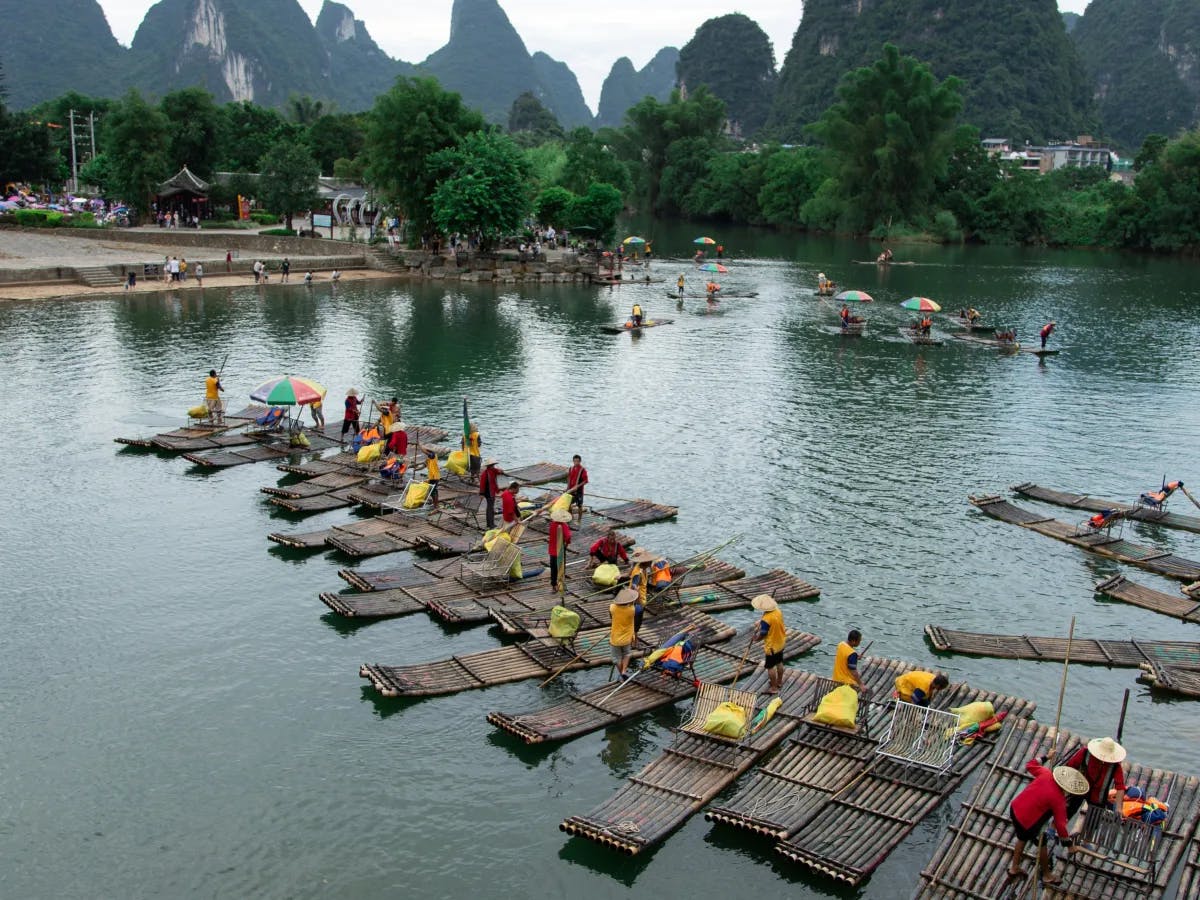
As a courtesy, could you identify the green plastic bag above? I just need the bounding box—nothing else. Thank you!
[703,701,748,738]
[592,563,620,587]
[812,684,858,729]
[548,605,581,640]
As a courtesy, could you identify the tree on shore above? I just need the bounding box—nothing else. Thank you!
[100,90,170,213]
[429,131,529,248]
[568,182,623,243]
[257,141,320,232]
[161,88,222,179]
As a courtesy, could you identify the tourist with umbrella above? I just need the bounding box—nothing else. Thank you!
[901,296,942,336]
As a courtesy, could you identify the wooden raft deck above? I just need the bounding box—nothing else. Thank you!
[559,665,827,855]
[722,666,1037,886]
[914,720,1200,900]
[1181,828,1200,899]
[1095,574,1200,624]
[113,405,264,449]
[970,495,1200,582]
[487,630,820,744]
[360,607,732,699]
[1014,482,1200,535]
[925,625,1200,670]
[1139,663,1200,699]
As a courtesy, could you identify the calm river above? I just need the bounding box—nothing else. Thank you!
[3,222,1199,898]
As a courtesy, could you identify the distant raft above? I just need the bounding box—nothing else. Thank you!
[1014,481,1200,535]
[599,318,675,334]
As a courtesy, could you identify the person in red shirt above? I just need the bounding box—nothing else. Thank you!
[385,420,408,457]
[1063,736,1127,818]
[341,389,361,440]
[1008,759,1088,882]
[548,508,572,591]
[500,482,521,531]
[589,534,628,567]
[478,458,504,529]
[1040,321,1056,349]
[566,454,588,518]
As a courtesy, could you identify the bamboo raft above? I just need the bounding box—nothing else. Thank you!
[706,660,1038,885]
[969,495,1200,582]
[1014,482,1200,535]
[113,405,267,450]
[914,719,1200,899]
[183,428,344,468]
[1181,824,1200,899]
[1095,574,1200,624]
[559,665,829,855]
[925,625,1200,670]
[1139,662,1200,699]
[359,607,732,699]
[487,630,820,744]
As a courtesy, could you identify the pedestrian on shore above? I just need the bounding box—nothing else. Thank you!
[281,258,290,282]
[162,255,170,284]
[750,594,786,694]
[548,508,572,592]
[195,262,203,286]
[833,629,865,692]
[225,250,232,273]
[125,270,136,291]
[609,587,638,679]
[331,270,341,282]
[479,458,503,529]
[304,271,313,285]
[566,454,588,519]
[1007,760,1087,883]
[180,259,188,281]
[341,388,361,440]
[252,260,261,284]
[205,368,225,425]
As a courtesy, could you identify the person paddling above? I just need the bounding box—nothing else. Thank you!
[1008,761,1087,883]
[750,594,786,695]
[631,303,644,328]
[1040,321,1056,349]
[676,274,685,298]
[205,369,225,425]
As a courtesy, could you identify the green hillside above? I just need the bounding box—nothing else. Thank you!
[677,14,776,137]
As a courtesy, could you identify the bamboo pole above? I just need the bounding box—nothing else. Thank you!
[1030,616,1076,900]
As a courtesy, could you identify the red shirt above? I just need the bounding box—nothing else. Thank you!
[1063,746,1126,803]
[344,396,360,421]
[386,430,408,455]
[589,535,628,563]
[1010,760,1071,838]
[500,489,518,523]
[1041,323,1055,339]
[567,465,588,491]
[479,466,500,497]
[548,521,571,556]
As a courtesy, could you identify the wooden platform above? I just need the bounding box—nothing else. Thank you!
[706,660,1037,886]
[914,719,1200,900]
[360,607,732,699]
[1139,662,1200,699]
[925,625,1200,670]
[1014,482,1200,535]
[1095,575,1200,624]
[1181,823,1200,899]
[970,495,1200,582]
[487,630,820,744]
[113,405,264,449]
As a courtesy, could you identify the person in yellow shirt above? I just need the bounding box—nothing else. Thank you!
[833,629,865,692]
[894,670,949,707]
[609,587,638,679]
[463,424,482,482]
[631,303,644,327]
[750,594,786,694]
[375,397,399,434]
[309,397,325,431]
[420,444,440,508]
[204,369,224,425]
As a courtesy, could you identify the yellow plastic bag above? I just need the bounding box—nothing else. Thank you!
[945,701,996,738]
[447,449,469,476]
[592,563,620,587]
[357,442,382,464]
[812,684,859,729]
[703,701,748,738]
[549,605,581,640]
[402,481,432,509]
[550,492,572,513]
[187,405,209,419]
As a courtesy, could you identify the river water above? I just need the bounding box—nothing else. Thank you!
[3,223,1199,898]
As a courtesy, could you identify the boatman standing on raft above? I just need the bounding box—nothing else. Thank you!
[341,389,361,440]
[1007,760,1088,883]
[1062,736,1127,823]
[833,629,866,693]
[609,587,638,680]
[1040,320,1056,349]
[631,303,644,328]
[548,508,572,592]
[464,422,482,482]
[479,458,503,529]
[205,369,225,425]
[566,455,588,520]
[750,594,786,694]
[677,274,685,298]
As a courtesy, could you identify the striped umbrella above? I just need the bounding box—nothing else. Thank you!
[622,236,647,245]
[901,297,942,313]
[693,236,716,245]
[249,375,327,406]
[834,290,874,303]
[700,262,728,273]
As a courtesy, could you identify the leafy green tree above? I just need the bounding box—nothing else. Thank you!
[523,141,567,192]
[974,163,1046,244]
[1134,133,1168,172]
[758,147,827,226]
[507,91,564,146]
[217,101,295,172]
[809,44,964,232]
[307,113,366,175]
[619,87,726,211]
[677,13,778,137]
[560,127,630,196]
[332,155,366,182]
[0,93,60,186]
[533,185,574,228]
[257,140,320,232]
[428,130,530,247]
[161,88,222,178]
[658,136,720,216]
[568,182,624,243]
[1112,129,1200,251]
[935,125,1002,238]
[363,77,486,235]
[24,91,112,177]
[78,153,114,194]
[100,90,171,213]
[288,95,326,126]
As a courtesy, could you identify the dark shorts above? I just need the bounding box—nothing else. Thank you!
[765,650,784,669]
[341,419,359,435]
[469,455,481,476]
[570,489,584,509]
[1010,808,1051,843]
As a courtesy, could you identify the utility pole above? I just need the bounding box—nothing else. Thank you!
[89,111,96,165]
[68,108,79,194]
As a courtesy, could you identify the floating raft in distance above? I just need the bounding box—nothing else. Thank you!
[1014,482,1200,535]
[839,322,867,336]
[665,291,759,300]
[950,332,1021,352]
[113,405,267,450]
[1182,834,1200,900]
[950,317,994,333]
[599,318,674,334]
[360,607,732,699]
[913,719,1200,900]
[1139,662,1200,699]
[709,659,1038,886]
[1095,574,1200,625]
[969,495,1200,582]
[853,259,918,265]
[487,629,820,745]
[924,625,1200,670]
[181,421,356,468]
[899,328,944,346]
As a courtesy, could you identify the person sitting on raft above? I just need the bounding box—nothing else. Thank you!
[894,670,949,706]
[920,315,933,336]
[1007,760,1088,883]
[995,327,1017,342]
[589,533,629,567]
[631,303,644,327]
[966,307,981,323]
[817,272,828,293]
[705,282,720,299]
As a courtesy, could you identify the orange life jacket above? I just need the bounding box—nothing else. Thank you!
[650,559,673,586]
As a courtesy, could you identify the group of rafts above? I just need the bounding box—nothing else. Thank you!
[116,398,1200,897]
[815,272,1061,356]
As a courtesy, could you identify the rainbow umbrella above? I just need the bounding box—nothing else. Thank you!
[622,236,647,245]
[901,296,942,313]
[700,262,728,273]
[835,290,874,303]
[693,236,716,245]
[250,375,327,406]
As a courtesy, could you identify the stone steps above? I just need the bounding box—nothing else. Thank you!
[74,265,124,287]
[366,249,406,274]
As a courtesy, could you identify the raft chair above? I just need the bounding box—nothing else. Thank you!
[678,682,761,743]
[1139,479,1182,513]
[252,406,287,433]
[1071,794,1171,883]
[874,701,960,776]
[802,676,873,737]
[460,525,526,588]
[1076,507,1123,536]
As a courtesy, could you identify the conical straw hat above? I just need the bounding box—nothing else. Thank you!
[1087,736,1127,764]
[1053,766,1090,796]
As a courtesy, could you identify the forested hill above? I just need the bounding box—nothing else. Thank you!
[595,49,680,128]
[1072,0,1200,150]
[767,0,1092,144]
[677,14,776,138]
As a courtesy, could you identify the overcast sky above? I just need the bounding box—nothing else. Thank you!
[95,0,1094,113]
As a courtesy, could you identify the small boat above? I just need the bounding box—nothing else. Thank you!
[951,333,1021,353]
[664,291,758,300]
[840,321,867,336]
[853,259,917,266]
[813,288,837,297]
[952,316,993,332]
[899,326,943,346]
[1027,347,1060,357]
[599,318,675,334]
